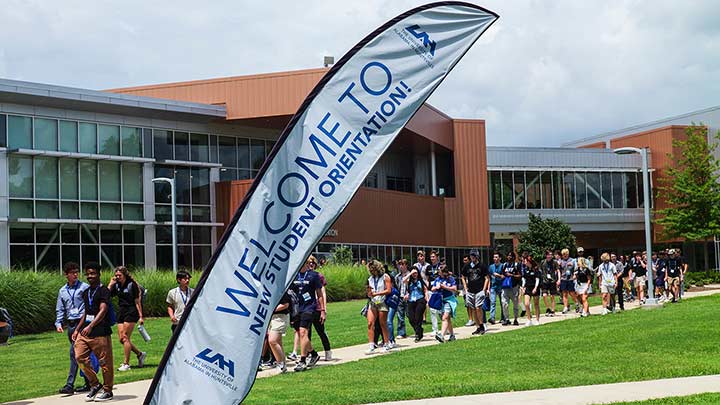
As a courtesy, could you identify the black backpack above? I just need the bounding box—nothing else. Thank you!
[286,289,301,320]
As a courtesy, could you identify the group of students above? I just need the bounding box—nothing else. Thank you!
[54,262,194,402]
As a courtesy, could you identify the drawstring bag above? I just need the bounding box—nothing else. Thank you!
[428,291,443,310]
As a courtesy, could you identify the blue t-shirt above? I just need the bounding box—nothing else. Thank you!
[408,279,425,302]
[291,270,322,313]
[432,276,456,299]
[488,263,505,289]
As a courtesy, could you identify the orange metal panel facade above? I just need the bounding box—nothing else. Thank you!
[405,105,454,150]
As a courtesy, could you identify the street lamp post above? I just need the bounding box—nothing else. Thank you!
[152,177,177,273]
[613,147,658,305]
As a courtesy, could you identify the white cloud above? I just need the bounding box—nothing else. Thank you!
[1,0,718,146]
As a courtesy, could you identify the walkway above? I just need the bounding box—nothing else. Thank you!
[7,287,719,405]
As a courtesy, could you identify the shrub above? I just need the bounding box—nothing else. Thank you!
[319,264,368,302]
[330,245,353,265]
[684,270,720,287]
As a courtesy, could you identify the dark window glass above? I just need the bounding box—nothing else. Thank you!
[219,168,237,182]
[193,246,212,270]
[8,115,32,149]
[10,200,33,218]
[175,167,191,204]
[154,166,173,204]
[79,160,98,200]
[124,246,144,268]
[363,173,378,188]
[239,169,253,180]
[191,168,210,205]
[174,132,189,161]
[60,202,79,219]
[540,171,553,209]
[586,172,601,209]
[35,118,58,151]
[156,226,173,244]
[178,245,193,270]
[238,138,250,168]
[638,172,646,208]
[36,224,59,243]
[36,245,60,271]
[156,246,173,269]
[10,223,34,243]
[98,125,120,155]
[625,172,639,208]
[100,245,122,269]
[525,171,541,209]
[553,171,564,209]
[177,226,192,245]
[154,130,173,160]
[121,127,142,157]
[0,114,6,147]
[35,157,58,199]
[123,226,144,244]
[155,205,172,222]
[62,245,80,269]
[10,245,34,269]
[36,201,59,219]
[123,204,143,220]
[59,121,78,153]
[250,139,265,170]
[563,172,575,209]
[60,159,78,200]
[122,163,143,202]
[513,171,525,209]
[81,202,98,220]
[143,128,153,158]
[190,133,209,162]
[386,176,412,193]
[612,172,624,208]
[79,123,97,154]
[100,225,122,244]
[81,225,99,244]
[600,172,612,209]
[99,203,121,220]
[99,161,121,201]
[191,207,210,222]
[575,172,587,209]
[193,226,211,245]
[218,136,237,167]
[501,171,514,209]
[489,171,502,209]
[81,245,100,268]
[60,224,80,244]
[209,135,218,163]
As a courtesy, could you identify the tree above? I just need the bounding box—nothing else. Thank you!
[517,213,576,262]
[656,124,720,272]
[330,245,353,265]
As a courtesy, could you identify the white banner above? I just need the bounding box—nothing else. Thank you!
[146,3,497,404]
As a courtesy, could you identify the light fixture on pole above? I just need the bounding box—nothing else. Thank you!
[152,177,177,273]
[613,146,658,305]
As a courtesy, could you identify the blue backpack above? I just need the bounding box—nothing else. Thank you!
[385,287,401,310]
[428,291,443,310]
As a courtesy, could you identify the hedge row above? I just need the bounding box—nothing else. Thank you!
[0,265,368,335]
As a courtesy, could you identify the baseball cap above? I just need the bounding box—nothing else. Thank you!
[577,247,584,253]
[469,249,479,257]
[668,248,676,255]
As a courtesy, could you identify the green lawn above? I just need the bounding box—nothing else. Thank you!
[604,393,720,404]
[243,295,720,404]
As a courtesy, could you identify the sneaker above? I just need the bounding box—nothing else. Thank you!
[365,344,377,355]
[294,361,307,372]
[489,319,496,325]
[59,385,74,395]
[520,310,526,317]
[414,335,422,342]
[501,320,510,326]
[575,304,580,313]
[117,363,130,372]
[550,310,556,317]
[93,389,113,402]
[287,352,298,361]
[448,334,456,342]
[277,363,287,374]
[464,320,475,327]
[75,385,91,393]
[602,308,609,315]
[260,359,274,368]
[513,319,519,326]
[308,352,320,367]
[534,319,540,326]
[84,385,102,402]
[324,350,332,361]
[435,333,444,343]
[562,307,569,315]
[545,308,551,315]
[137,351,147,368]
[381,345,391,353]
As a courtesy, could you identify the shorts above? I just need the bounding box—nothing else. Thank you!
[464,291,485,309]
[292,311,314,330]
[269,313,289,333]
[369,301,389,312]
[634,275,647,288]
[667,277,680,287]
[655,279,665,290]
[541,282,557,295]
[117,307,139,323]
[575,282,590,295]
[524,287,540,297]
[442,302,453,314]
[560,280,576,292]
[600,284,616,294]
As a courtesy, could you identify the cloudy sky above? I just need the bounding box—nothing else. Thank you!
[1,0,718,146]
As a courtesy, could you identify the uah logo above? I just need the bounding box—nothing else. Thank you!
[405,24,436,56]
[196,348,235,378]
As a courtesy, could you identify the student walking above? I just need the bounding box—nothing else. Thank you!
[55,262,97,395]
[598,253,618,315]
[459,255,475,327]
[558,249,578,314]
[391,259,410,340]
[307,257,332,360]
[166,271,194,332]
[501,252,522,326]
[72,262,114,402]
[522,256,541,325]
[488,254,505,324]
[540,250,559,317]
[404,267,427,342]
[665,249,683,302]
[108,266,146,372]
[462,249,489,335]
[612,253,627,310]
[426,251,443,335]
[575,257,592,317]
[290,257,324,371]
[432,265,458,343]
[268,292,292,373]
[366,260,393,354]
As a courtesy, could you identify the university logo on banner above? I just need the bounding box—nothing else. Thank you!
[146,2,498,404]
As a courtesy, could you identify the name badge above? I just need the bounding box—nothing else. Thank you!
[302,292,312,302]
[85,314,95,322]
[69,308,81,319]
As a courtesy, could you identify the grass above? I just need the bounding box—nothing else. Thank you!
[243,294,720,404]
[603,393,720,404]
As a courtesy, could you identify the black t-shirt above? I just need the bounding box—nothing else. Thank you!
[522,266,539,289]
[666,258,683,277]
[111,280,140,309]
[540,260,558,283]
[290,270,322,313]
[462,261,487,293]
[274,293,291,315]
[82,285,112,337]
[504,261,522,287]
[631,258,646,277]
[575,268,592,283]
[426,263,441,283]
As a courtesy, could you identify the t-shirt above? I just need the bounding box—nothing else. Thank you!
[408,279,425,302]
[291,270,322,313]
[426,262,442,283]
[540,259,558,284]
[81,284,112,337]
[488,262,505,289]
[413,262,430,282]
[666,258,683,278]
[522,266,539,290]
[655,260,666,279]
[395,272,409,296]
[598,262,617,286]
[432,276,456,299]
[631,258,646,277]
[575,267,592,283]
[166,286,195,324]
[111,279,140,309]
[274,293,291,315]
[616,261,628,278]
[503,261,522,287]
[462,261,488,293]
[558,258,576,280]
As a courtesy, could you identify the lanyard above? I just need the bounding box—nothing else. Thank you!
[88,285,101,309]
[66,281,79,309]
[179,288,188,305]
[373,276,382,292]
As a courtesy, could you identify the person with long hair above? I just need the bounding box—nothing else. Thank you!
[522,256,541,326]
[107,266,146,372]
[365,259,392,354]
[403,265,427,342]
[575,257,592,317]
[431,265,458,342]
[289,256,324,371]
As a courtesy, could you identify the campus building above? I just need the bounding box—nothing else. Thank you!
[1,69,718,271]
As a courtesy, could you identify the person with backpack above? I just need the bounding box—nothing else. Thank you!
[540,250,559,317]
[403,266,427,342]
[488,253,505,324]
[575,257,593,317]
[431,265,458,343]
[501,252,522,326]
[166,270,194,332]
[72,262,114,402]
[108,266,147,372]
[290,256,324,371]
[55,262,98,395]
[522,256,541,326]
[412,250,431,327]
[365,259,393,354]
[425,251,443,336]
[665,249,683,302]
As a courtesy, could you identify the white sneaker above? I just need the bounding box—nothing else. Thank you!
[324,350,332,361]
[602,308,609,315]
[137,351,147,368]
[562,307,569,314]
[464,320,475,327]
[365,345,376,355]
[534,319,540,326]
[381,345,391,353]
[117,363,131,371]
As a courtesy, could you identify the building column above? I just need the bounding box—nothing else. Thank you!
[430,142,437,197]
[142,162,157,269]
[210,167,219,248]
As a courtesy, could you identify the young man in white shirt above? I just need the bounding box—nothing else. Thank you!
[166,271,194,332]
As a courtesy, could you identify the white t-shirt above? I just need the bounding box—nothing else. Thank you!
[166,286,194,324]
[598,262,617,286]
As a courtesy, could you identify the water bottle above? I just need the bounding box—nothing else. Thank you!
[138,324,151,342]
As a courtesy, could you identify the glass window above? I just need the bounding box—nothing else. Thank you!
[59,121,78,153]
[9,200,33,218]
[36,201,59,218]
[190,133,209,162]
[62,245,80,268]
[501,171,514,209]
[209,135,218,163]
[191,168,210,205]
[81,245,100,268]
[81,225,99,244]
[122,163,143,202]
[238,138,250,168]
[540,171,553,209]
[0,114,6,147]
[638,172,646,208]
[37,245,60,271]
[61,202,79,219]
[34,118,58,151]
[60,224,80,243]
[79,123,97,154]
[59,159,78,200]
[10,245,34,270]
[193,246,212,270]
[575,172,587,209]
[513,171,525,209]
[99,161,121,201]
[79,160,98,200]
[174,132,189,161]
[563,172,575,209]
[10,223,34,243]
[124,246,144,268]
[175,167,191,204]
[218,136,237,167]
[35,157,58,199]
[81,202,98,219]
[552,171,564,209]
[219,168,236,182]
[525,171,541,209]
[612,172,624,208]
[240,169,253,180]
[98,125,120,155]
[143,128,153,158]
[193,226,211,245]
[154,166,173,203]
[36,224,59,243]
[191,206,211,222]
[100,203,121,220]
[177,226,192,245]
[489,171,502,209]
[625,172,639,208]
[123,226,144,244]
[154,130,173,160]
[123,204,144,220]
[250,139,265,170]
[100,225,122,244]
[8,155,33,198]
[101,245,122,269]
[8,115,32,149]
[586,172,601,209]
[121,127,142,157]
[156,226,172,244]
[600,172,612,209]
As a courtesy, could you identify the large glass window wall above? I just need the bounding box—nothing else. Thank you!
[488,170,650,210]
[216,135,275,181]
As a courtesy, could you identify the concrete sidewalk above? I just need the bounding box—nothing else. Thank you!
[7,287,719,405]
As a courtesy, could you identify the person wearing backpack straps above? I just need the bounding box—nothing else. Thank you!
[108,266,146,372]
[431,264,458,343]
[365,259,393,354]
[403,266,428,342]
[501,252,522,326]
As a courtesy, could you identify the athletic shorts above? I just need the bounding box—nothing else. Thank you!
[600,284,616,294]
[560,280,576,292]
[292,311,314,330]
[524,287,540,297]
[464,291,485,309]
[269,313,289,333]
[575,282,590,295]
[541,282,557,295]
[634,275,647,288]
[117,307,139,323]
[655,279,665,290]
[667,277,680,287]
